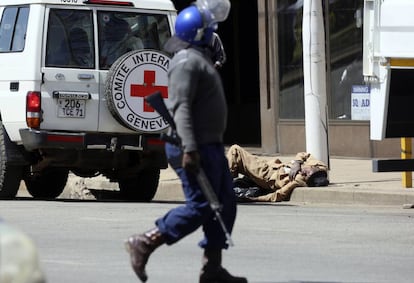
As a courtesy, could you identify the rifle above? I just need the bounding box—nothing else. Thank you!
[145,91,234,246]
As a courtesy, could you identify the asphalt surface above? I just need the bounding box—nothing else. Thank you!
[2,201,413,283]
[10,148,414,283]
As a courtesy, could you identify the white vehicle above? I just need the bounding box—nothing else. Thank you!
[0,0,176,200]
[363,0,414,140]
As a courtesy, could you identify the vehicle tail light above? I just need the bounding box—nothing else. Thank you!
[83,0,134,6]
[26,91,42,128]
[147,137,165,146]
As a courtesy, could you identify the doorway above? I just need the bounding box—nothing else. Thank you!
[172,0,261,145]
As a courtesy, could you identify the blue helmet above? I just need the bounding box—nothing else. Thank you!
[175,5,217,46]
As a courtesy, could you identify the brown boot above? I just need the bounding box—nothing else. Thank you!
[125,227,165,282]
[199,249,248,283]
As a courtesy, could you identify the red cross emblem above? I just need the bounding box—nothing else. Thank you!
[130,70,168,112]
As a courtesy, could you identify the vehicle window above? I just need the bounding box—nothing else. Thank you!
[0,6,29,52]
[46,9,94,68]
[98,12,171,69]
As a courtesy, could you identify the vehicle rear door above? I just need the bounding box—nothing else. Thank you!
[40,6,100,132]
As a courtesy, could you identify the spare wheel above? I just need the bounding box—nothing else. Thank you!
[105,50,172,133]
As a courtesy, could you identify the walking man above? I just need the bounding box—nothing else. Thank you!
[125,2,247,283]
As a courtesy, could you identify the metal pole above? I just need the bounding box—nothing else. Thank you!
[302,0,329,167]
[401,137,412,188]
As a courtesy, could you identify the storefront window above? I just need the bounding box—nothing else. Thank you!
[278,0,304,119]
[278,0,365,120]
[329,0,365,120]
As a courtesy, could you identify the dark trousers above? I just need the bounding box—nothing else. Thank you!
[156,142,237,249]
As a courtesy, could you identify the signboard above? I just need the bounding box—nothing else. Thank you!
[351,85,370,120]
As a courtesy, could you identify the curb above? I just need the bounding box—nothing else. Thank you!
[290,185,414,206]
[156,180,414,207]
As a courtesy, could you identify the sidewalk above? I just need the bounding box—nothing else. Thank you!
[30,147,413,206]
[156,148,414,207]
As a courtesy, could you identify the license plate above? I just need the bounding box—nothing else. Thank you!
[57,99,86,118]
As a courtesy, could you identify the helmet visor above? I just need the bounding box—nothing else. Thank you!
[196,0,231,22]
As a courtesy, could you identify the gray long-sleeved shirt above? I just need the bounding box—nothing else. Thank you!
[167,47,227,153]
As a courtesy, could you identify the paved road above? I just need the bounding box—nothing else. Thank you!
[1,199,413,283]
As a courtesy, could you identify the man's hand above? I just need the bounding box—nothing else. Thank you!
[182,151,200,174]
[214,61,223,69]
[289,160,302,181]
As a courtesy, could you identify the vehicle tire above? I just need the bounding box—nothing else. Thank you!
[23,167,69,199]
[119,168,160,202]
[0,121,23,198]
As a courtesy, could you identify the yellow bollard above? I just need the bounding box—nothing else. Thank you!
[401,137,412,188]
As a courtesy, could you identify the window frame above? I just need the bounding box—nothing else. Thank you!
[0,6,29,53]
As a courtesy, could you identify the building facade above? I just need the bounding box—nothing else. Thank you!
[173,0,403,158]
[258,0,406,158]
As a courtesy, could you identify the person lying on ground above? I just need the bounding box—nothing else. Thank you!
[226,144,329,202]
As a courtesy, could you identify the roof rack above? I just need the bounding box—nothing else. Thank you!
[83,0,134,6]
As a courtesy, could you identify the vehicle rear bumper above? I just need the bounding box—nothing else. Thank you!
[19,128,164,152]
